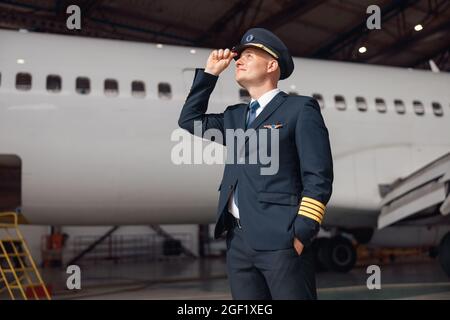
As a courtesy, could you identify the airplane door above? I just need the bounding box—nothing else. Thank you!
[0,155,21,212]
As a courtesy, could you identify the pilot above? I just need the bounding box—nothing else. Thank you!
[178,27,333,300]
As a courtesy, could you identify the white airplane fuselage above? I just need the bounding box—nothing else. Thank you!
[1,30,449,234]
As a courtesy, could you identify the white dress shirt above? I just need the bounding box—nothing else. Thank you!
[228,88,281,219]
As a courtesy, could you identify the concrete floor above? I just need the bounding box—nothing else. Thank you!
[29,257,449,300]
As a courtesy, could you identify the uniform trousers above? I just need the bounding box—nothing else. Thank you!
[225,214,317,300]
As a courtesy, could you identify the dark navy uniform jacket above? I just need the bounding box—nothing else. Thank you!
[178,69,333,251]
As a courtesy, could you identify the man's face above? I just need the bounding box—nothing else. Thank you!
[235,47,278,87]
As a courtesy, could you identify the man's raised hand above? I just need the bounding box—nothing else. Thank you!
[205,48,238,76]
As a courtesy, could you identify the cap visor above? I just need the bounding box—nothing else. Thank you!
[232,43,278,60]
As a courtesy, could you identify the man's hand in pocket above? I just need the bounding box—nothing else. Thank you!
[293,237,304,256]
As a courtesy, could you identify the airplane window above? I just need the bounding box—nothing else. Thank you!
[355,97,367,112]
[334,95,346,111]
[104,79,119,97]
[375,98,387,113]
[239,88,250,103]
[432,102,443,117]
[76,77,90,95]
[132,81,146,98]
[413,100,424,116]
[312,93,324,109]
[158,82,172,100]
[16,73,32,91]
[46,75,61,93]
[394,99,406,114]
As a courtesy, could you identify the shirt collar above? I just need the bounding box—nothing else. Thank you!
[250,88,281,109]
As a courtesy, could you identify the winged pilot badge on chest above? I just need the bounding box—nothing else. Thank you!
[263,123,284,129]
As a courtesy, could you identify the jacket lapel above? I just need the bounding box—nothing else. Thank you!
[240,91,287,149]
[231,91,288,150]
[247,91,288,131]
[238,103,249,131]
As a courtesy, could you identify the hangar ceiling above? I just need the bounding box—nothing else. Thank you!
[0,0,449,71]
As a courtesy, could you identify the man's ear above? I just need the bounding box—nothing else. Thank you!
[267,59,279,74]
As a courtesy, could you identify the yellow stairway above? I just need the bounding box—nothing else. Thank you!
[0,212,51,300]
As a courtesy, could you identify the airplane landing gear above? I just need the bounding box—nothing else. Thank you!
[313,236,357,273]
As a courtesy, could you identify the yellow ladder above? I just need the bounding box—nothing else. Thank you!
[0,212,51,300]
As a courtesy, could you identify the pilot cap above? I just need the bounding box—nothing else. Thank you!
[232,27,294,80]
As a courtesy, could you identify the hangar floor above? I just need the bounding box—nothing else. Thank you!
[37,257,450,300]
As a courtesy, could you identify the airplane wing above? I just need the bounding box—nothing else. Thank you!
[378,152,450,229]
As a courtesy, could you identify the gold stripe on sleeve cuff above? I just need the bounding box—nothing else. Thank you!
[302,196,326,210]
[300,201,325,216]
[299,206,323,219]
[299,207,323,220]
[298,211,322,224]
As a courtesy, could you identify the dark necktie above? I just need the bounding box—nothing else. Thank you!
[246,100,260,128]
[234,100,261,209]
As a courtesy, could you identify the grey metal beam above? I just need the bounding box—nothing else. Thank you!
[312,0,420,58]
[257,0,326,31]
[411,43,450,69]
[80,0,103,17]
[98,6,203,42]
[0,9,148,41]
[66,226,119,266]
[0,1,196,44]
[0,0,50,11]
[55,0,102,17]
[149,225,197,258]
[194,0,253,45]
[365,18,450,64]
